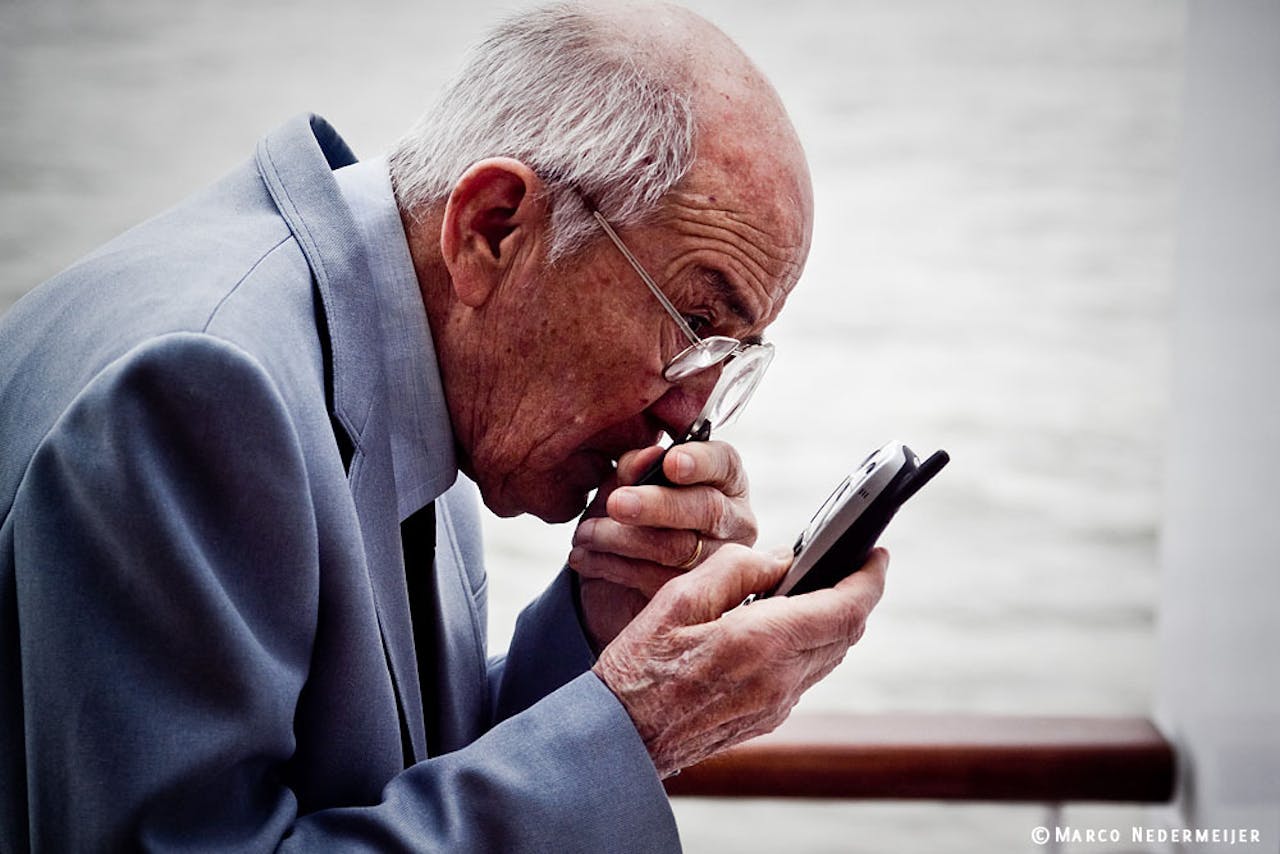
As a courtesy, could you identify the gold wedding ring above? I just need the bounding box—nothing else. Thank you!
[676,533,704,570]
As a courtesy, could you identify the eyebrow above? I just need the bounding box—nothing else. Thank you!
[702,267,759,328]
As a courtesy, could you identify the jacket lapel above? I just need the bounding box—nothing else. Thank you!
[430,492,491,751]
[253,114,429,763]
[347,400,429,764]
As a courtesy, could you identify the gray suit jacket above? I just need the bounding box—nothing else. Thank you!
[0,114,679,852]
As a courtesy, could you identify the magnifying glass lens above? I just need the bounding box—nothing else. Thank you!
[695,344,775,433]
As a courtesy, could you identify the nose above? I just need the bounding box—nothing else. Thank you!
[646,369,721,440]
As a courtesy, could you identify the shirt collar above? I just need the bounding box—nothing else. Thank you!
[333,156,457,520]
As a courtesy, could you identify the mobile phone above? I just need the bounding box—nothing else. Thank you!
[767,441,949,597]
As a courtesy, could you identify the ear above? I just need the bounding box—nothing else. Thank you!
[440,158,549,308]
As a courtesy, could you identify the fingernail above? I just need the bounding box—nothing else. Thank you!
[673,451,694,480]
[769,545,795,563]
[613,490,641,519]
[568,547,586,568]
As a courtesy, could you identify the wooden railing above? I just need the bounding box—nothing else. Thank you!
[665,713,1175,803]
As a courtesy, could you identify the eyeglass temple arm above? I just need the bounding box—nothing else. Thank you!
[590,211,704,349]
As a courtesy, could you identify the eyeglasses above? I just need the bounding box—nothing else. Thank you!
[590,209,775,434]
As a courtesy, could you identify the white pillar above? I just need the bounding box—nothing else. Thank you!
[1157,0,1280,849]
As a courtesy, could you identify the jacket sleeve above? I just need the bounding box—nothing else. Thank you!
[490,568,601,723]
[10,333,678,853]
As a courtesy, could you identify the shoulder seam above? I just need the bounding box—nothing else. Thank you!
[201,234,295,333]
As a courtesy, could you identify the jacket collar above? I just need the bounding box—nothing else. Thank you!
[254,113,378,455]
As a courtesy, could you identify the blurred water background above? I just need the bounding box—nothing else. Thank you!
[1,0,1184,850]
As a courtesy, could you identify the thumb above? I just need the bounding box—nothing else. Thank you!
[616,445,666,486]
[660,544,793,623]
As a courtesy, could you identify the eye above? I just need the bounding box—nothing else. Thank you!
[682,314,712,336]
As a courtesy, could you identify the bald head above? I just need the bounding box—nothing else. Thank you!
[389,0,811,266]
[583,1,785,112]
[572,1,812,230]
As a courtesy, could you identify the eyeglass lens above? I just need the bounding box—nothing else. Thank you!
[663,336,742,382]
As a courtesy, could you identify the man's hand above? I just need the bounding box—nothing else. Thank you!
[592,544,888,778]
[568,441,757,650]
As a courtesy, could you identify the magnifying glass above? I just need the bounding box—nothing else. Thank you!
[635,343,776,487]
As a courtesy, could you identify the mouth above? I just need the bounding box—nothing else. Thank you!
[556,448,614,492]
[568,423,666,497]
[581,448,619,485]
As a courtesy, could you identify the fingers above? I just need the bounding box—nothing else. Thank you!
[830,546,889,612]
[593,546,890,777]
[654,544,793,623]
[615,445,667,487]
[607,482,756,542]
[606,441,756,544]
[573,516,709,567]
[616,441,747,494]
[569,515,707,602]
[570,440,758,653]
[735,547,889,648]
[568,548,685,598]
[663,441,750,495]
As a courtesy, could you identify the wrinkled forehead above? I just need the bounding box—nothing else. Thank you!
[681,134,814,300]
[690,73,813,286]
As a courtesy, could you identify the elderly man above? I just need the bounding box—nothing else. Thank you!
[0,2,886,850]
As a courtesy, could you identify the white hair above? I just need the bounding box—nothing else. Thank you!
[387,2,697,261]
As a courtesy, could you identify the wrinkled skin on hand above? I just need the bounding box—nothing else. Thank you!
[569,441,757,650]
[592,544,889,778]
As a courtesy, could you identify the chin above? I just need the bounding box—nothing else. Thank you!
[474,474,592,523]
[487,488,590,524]
[471,450,611,522]
[531,496,591,525]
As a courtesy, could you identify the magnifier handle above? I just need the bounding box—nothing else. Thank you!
[635,421,712,487]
